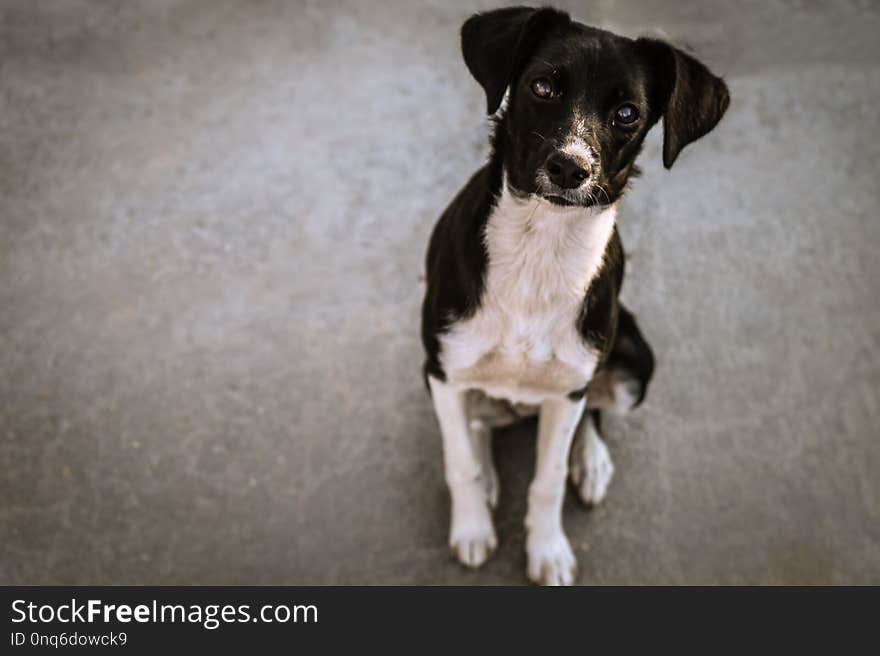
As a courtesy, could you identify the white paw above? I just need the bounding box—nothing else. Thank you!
[570,434,614,507]
[449,515,497,568]
[526,530,577,586]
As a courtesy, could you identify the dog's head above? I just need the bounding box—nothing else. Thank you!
[462,6,730,207]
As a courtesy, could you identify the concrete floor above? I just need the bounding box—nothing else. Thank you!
[1,0,879,585]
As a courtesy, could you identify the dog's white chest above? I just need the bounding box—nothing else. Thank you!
[443,308,592,404]
[439,190,616,405]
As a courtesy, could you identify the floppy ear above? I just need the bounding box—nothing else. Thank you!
[461,6,570,115]
[638,39,730,169]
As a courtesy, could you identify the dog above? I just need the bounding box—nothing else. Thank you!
[420,6,729,585]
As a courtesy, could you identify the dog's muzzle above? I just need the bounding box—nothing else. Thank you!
[536,140,603,206]
[544,152,591,190]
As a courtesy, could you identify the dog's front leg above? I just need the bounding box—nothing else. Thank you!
[525,396,585,585]
[428,375,497,568]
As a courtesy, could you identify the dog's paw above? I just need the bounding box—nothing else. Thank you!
[449,516,497,568]
[526,530,577,586]
[570,434,614,507]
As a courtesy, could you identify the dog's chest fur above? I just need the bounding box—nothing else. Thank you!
[439,187,616,405]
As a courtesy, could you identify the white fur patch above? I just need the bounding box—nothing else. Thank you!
[439,183,617,405]
[560,139,597,172]
[585,368,642,415]
[564,111,599,170]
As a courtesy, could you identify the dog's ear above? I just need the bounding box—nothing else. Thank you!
[461,6,570,115]
[637,39,730,169]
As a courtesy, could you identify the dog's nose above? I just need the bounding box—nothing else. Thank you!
[544,153,590,189]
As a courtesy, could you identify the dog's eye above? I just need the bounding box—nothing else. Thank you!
[530,77,554,99]
[614,103,639,125]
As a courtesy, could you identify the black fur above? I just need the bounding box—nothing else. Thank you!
[603,304,656,407]
[421,159,501,382]
[634,38,732,168]
[422,6,727,405]
[461,7,572,115]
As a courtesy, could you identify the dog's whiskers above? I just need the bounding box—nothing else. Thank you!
[594,183,612,206]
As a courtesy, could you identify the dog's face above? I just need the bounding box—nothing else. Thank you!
[461,7,730,207]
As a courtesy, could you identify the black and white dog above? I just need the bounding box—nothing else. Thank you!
[421,6,729,584]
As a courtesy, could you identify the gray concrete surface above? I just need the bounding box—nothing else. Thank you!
[1,0,878,585]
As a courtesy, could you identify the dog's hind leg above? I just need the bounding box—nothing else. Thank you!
[571,305,653,506]
[586,303,655,415]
